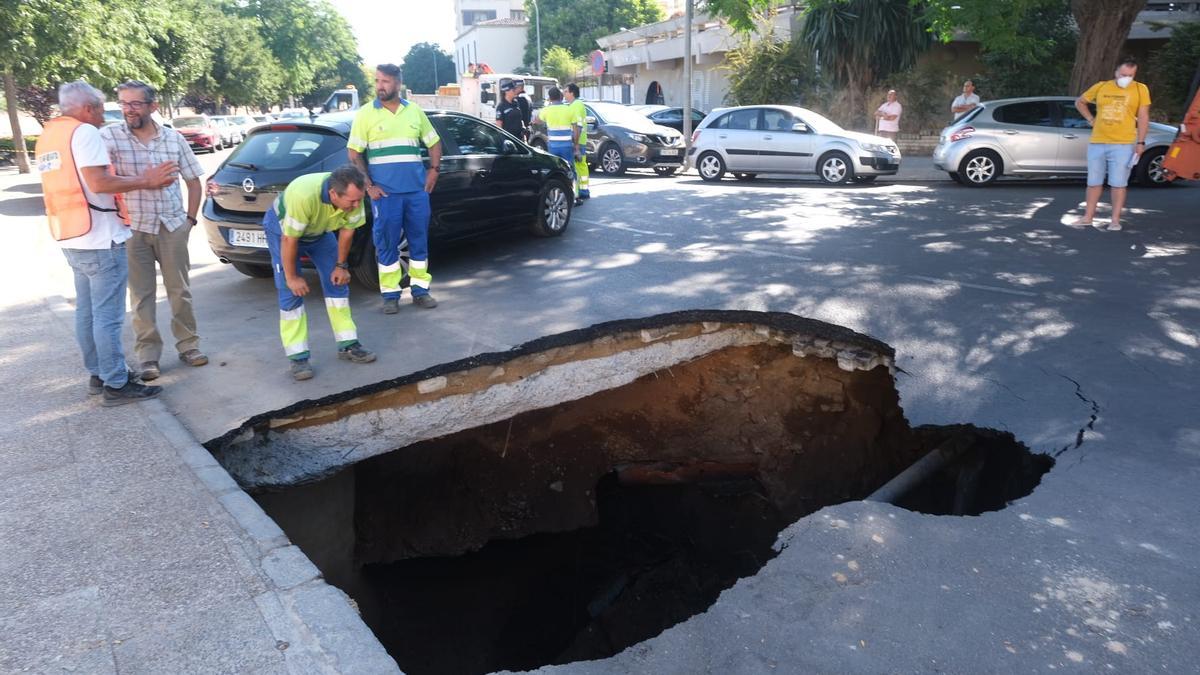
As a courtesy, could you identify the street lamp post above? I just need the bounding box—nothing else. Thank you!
[532,0,542,76]
[683,0,693,150]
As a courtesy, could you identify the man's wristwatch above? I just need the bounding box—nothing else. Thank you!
[335,262,349,270]
[186,216,197,226]
[1136,141,1145,146]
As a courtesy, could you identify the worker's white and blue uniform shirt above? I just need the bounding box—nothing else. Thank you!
[261,172,365,360]
[348,98,441,299]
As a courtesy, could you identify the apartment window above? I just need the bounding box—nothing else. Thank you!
[462,10,497,27]
[511,9,526,20]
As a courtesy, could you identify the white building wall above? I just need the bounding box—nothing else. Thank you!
[454,24,529,75]
[454,0,528,35]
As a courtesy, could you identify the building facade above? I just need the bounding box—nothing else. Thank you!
[454,0,529,75]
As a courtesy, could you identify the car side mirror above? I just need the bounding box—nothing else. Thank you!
[792,122,808,133]
[501,139,519,154]
[585,116,597,127]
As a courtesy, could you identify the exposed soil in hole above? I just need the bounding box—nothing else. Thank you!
[235,314,1054,674]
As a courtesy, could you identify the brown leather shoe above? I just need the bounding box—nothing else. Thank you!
[139,361,160,380]
[179,349,209,367]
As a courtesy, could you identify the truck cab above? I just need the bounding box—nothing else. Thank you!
[458,74,558,121]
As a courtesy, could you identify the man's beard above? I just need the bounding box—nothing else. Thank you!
[378,88,398,102]
[125,115,146,129]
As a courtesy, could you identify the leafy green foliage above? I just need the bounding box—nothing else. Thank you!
[1149,20,1200,118]
[702,0,778,33]
[925,0,1075,99]
[724,32,818,106]
[542,46,585,85]
[523,0,664,69]
[401,43,457,95]
[801,0,932,127]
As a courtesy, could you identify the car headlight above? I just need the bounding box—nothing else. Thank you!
[861,142,889,153]
[628,133,649,143]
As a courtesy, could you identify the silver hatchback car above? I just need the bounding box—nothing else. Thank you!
[686,105,902,184]
[933,96,1176,186]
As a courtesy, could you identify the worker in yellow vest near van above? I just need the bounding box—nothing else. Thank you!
[564,83,590,201]
[35,80,176,406]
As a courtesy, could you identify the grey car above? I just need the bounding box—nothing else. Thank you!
[933,96,1175,186]
[685,105,902,184]
[530,101,686,176]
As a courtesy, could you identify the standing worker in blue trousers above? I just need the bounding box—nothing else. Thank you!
[348,63,444,314]
[537,87,582,205]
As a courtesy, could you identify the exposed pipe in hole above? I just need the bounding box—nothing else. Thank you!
[866,435,972,505]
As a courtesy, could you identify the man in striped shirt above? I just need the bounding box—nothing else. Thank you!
[101,80,207,380]
[347,64,443,314]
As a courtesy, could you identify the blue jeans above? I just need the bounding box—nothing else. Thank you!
[1087,143,1134,188]
[62,244,129,388]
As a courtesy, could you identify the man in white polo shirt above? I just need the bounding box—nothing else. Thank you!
[35,80,176,406]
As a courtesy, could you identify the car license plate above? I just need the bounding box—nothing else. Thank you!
[660,149,680,156]
[229,229,268,248]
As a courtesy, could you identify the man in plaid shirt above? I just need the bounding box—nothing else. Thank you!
[101,81,208,380]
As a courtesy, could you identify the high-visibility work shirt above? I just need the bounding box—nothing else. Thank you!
[347,98,441,194]
[540,103,577,144]
[568,99,588,145]
[1082,80,1151,144]
[274,172,366,239]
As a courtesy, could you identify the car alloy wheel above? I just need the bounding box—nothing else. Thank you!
[961,151,1000,186]
[543,184,569,232]
[1142,148,1169,186]
[819,153,852,184]
[697,152,725,181]
[601,145,623,174]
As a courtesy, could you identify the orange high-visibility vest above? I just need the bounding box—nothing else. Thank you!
[34,116,128,241]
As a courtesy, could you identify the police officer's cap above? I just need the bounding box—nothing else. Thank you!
[500,81,515,92]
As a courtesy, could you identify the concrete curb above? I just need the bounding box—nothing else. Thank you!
[44,294,400,674]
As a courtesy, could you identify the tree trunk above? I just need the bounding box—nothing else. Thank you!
[3,69,31,174]
[1068,0,1147,94]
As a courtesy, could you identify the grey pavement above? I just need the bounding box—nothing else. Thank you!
[2,146,1199,675]
[0,165,396,673]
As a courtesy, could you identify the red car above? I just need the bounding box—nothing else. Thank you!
[173,115,224,153]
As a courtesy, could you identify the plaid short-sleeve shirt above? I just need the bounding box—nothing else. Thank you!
[100,122,203,234]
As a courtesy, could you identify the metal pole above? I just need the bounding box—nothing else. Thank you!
[683,0,693,150]
[533,0,542,76]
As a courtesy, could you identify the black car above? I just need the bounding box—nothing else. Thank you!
[202,110,575,289]
[528,101,685,177]
[633,105,708,134]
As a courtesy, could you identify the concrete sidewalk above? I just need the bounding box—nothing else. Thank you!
[0,174,397,673]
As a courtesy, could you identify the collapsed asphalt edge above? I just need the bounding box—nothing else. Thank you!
[204,308,893,451]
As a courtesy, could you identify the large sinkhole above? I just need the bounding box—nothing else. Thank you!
[206,311,1053,674]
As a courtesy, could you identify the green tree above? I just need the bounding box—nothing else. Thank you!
[241,0,364,101]
[542,46,584,85]
[0,0,176,172]
[523,0,664,69]
[801,0,932,128]
[1149,20,1200,118]
[1066,0,1148,93]
[191,11,286,110]
[400,43,457,94]
[724,31,818,106]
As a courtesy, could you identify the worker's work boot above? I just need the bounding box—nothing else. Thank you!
[290,359,314,381]
[412,294,438,309]
[382,297,400,314]
[337,343,377,364]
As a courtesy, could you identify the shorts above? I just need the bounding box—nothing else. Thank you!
[1087,143,1134,188]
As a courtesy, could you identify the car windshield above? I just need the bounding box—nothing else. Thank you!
[590,103,656,127]
[174,116,206,127]
[791,108,841,134]
[225,129,345,172]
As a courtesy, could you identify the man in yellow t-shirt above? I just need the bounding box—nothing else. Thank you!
[1073,56,1151,231]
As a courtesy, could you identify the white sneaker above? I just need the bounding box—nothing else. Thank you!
[1108,222,1123,231]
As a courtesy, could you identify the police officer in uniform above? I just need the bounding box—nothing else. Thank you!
[513,78,533,142]
[494,81,525,138]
